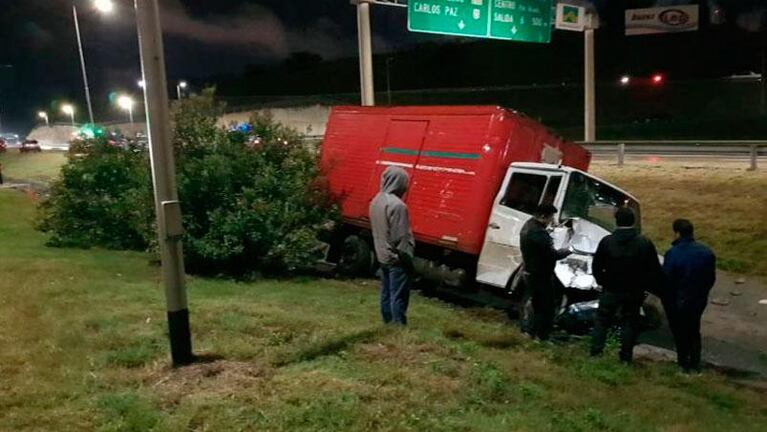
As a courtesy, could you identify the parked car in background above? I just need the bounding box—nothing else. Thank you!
[20,139,41,153]
[1,133,20,147]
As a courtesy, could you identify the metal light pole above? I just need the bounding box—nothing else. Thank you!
[584,25,596,143]
[176,81,187,100]
[134,0,194,366]
[117,95,135,125]
[386,57,393,105]
[38,111,50,127]
[356,0,375,106]
[72,4,95,124]
[62,104,76,127]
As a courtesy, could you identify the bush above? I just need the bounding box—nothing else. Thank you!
[38,90,339,276]
[36,139,153,250]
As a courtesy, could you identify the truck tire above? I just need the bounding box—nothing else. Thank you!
[338,235,374,276]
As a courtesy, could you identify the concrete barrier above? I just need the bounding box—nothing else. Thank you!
[26,126,78,149]
[25,105,333,147]
[219,105,331,137]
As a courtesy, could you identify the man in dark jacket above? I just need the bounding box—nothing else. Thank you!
[664,219,716,373]
[370,166,415,325]
[591,207,663,363]
[519,204,571,340]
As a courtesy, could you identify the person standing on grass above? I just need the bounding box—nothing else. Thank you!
[370,166,415,326]
[0,162,3,185]
[591,207,663,363]
[519,204,571,340]
[663,219,716,373]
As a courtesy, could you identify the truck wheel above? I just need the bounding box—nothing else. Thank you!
[338,235,374,276]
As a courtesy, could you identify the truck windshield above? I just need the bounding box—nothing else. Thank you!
[561,172,641,232]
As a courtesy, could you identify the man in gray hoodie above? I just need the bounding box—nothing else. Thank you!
[370,166,415,325]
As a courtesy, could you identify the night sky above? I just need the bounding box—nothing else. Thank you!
[0,0,765,133]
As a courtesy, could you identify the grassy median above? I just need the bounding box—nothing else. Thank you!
[0,151,66,184]
[1,189,766,431]
[592,162,767,277]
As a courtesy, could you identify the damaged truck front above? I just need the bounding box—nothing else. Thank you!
[320,106,650,330]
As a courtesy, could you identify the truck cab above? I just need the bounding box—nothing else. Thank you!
[476,162,641,294]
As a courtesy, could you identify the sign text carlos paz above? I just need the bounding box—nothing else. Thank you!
[409,0,552,43]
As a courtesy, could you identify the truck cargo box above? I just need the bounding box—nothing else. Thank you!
[320,106,591,256]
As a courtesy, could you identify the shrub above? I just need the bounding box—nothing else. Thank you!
[38,90,339,276]
[36,139,153,250]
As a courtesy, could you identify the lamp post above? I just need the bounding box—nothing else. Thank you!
[176,81,188,100]
[71,0,115,125]
[61,104,76,127]
[117,95,135,124]
[38,111,50,127]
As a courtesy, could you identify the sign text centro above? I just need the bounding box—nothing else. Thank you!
[625,5,699,36]
[408,0,552,43]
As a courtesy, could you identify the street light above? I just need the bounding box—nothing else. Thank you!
[93,0,114,13]
[176,81,188,100]
[72,0,115,125]
[38,111,50,127]
[620,75,631,86]
[117,95,135,124]
[138,79,146,89]
[61,104,76,127]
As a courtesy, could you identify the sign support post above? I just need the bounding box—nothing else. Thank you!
[584,24,596,142]
[134,0,194,367]
[356,0,375,106]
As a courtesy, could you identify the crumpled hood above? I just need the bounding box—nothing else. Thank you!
[380,166,409,197]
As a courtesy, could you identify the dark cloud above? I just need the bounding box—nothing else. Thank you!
[159,0,361,59]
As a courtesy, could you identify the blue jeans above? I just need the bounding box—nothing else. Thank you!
[380,266,410,325]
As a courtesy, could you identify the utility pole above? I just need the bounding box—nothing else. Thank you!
[584,22,596,142]
[356,0,375,106]
[761,31,767,116]
[386,57,393,105]
[72,4,95,124]
[134,0,194,367]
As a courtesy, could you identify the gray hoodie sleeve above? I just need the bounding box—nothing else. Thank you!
[389,202,415,260]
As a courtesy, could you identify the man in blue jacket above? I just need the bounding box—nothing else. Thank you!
[664,219,716,373]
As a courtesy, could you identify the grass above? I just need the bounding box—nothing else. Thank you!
[591,161,767,276]
[0,151,67,184]
[1,189,767,431]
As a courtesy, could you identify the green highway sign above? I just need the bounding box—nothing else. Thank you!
[408,0,552,43]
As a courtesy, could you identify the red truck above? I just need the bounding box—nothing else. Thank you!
[320,106,641,311]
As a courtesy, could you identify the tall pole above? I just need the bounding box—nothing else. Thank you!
[584,26,596,142]
[134,0,194,366]
[128,106,134,125]
[73,4,95,124]
[761,34,766,116]
[357,1,375,106]
[386,57,393,105]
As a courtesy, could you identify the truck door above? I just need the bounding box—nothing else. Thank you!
[367,120,429,201]
[476,168,564,288]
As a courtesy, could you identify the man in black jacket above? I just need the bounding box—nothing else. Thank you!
[519,204,571,340]
[663,219,716,373]
[591,207,663,363]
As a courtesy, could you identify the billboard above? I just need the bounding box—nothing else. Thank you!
[556,3,586,32]
[625,5,699,36]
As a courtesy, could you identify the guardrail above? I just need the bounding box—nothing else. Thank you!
[580,141,767,170]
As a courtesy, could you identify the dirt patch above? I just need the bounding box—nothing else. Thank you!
[357,342,456,365]
[142,359,272,403]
